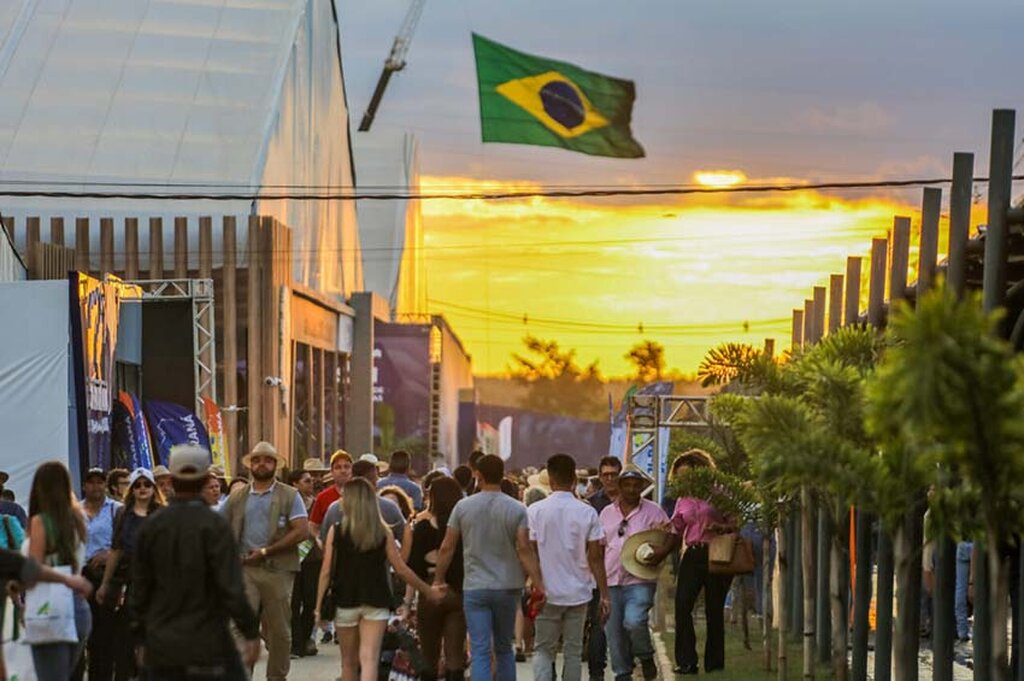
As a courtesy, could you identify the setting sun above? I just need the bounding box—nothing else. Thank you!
[693,170,748,188]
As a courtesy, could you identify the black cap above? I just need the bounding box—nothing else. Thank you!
[84,467,106,482]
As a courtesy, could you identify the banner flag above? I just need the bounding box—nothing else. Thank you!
[115,391,155,470]
[473,33,644,158]
[202,397,229,477]
[144,400,211,467]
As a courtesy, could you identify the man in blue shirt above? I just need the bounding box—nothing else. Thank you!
[0,472,26,529]
[377,450,423,511]
[78,467,123,681]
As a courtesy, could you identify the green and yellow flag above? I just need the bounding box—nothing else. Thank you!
[472,33,645,159]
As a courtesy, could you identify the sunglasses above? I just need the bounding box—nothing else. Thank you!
[132,480,154,490]
[617,519,629,538]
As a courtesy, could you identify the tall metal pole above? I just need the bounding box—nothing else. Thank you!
[853,237,889,681]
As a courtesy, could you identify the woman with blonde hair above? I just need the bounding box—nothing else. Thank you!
[316,478,445,681]
[27,461,91,680]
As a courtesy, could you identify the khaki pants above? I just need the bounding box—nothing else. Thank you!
[533,602,587,681]
[243,566,295,681]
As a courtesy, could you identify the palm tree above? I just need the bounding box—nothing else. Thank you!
[866,288,1024,681]
[718,325,880,681]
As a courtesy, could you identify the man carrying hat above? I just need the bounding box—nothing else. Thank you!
[130,444,260,680]
[598,465,677,681]
[221,442,309,681]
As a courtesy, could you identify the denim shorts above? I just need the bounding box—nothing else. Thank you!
[335,605,390,628]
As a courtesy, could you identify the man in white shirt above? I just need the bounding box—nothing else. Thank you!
[528,454,610,681]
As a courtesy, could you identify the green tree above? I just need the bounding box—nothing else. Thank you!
[697,342,786,394]
[715,325,880,681]
[867,288,1024,681]
[624,339,666,383]
[509,335,605,419]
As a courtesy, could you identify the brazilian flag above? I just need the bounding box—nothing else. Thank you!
[472,34,645,159]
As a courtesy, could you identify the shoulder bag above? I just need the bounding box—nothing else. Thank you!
[708,532,756,576]
[23,515,77,644]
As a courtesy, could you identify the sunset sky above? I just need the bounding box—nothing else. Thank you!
[341,0,1024,376]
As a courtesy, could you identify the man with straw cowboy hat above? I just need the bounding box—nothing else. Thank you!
[221,442,309,681]
[598,465,677,681]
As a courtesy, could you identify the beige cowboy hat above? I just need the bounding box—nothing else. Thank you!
[621,528,673,581]
[526,469,551,494]
[301,457,329,473]
[242,441,287,469]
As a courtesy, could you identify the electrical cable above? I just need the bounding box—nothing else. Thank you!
[0,175,1019,201]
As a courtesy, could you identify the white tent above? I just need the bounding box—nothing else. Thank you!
[0,0,362,297]
[353,130,426,317]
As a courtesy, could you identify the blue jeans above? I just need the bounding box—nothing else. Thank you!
[32,594,92,681]
[586,589,607,678]
[605,583,656,680]
[955,541,973,640]
[463,588,521,681]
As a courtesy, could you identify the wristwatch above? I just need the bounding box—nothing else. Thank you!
[260,547,268,558]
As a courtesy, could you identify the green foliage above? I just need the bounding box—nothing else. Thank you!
[667,432,728,468]
[667,465,768,527]
[697,343,783,393]
[624,339,666,383]
[509,335,606,419]
[867,288,1024,541]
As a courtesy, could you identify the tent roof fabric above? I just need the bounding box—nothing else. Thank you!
[0,0,306,186]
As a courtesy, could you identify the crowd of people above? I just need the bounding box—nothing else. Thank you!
[0,442,775,681]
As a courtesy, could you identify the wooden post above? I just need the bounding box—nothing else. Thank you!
[305,344,315,460]
[947,153,974,299]
[977,108,1016,681]
[812,286,826,344]
[803,299,814,348]
[934,156,972,681]
[100,218,114,275]
[764,338,776,358]
[25,217,40,274]
[75,218,90,274]
[792,310,805,350]
[828,275,843,334]
[149,218,164,280]
[174,217,188,278]
[246,215,263,450]
[125,218,140,280]
[199,217,213,279]
[874,226,910,681]
[853,237,888,681]
[917,188,941,294]
[844,257,862,326]
[50,217,64,246]
[222,217,238,472]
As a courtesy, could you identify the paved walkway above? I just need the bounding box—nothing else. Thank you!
[253,635,670,681]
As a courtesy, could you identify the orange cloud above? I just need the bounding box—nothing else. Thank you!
[418,175,926,376]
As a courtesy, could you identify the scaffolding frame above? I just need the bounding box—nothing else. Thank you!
[122,278,218,421]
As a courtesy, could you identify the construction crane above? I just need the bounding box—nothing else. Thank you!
[358,0,426,132]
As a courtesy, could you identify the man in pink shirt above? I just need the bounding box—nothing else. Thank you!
[598,467,678,681]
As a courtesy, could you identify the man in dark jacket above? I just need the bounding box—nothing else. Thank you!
[130,445,260,679]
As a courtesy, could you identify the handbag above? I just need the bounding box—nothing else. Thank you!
[22,566,77,644]
[708,533,756,576]
[319,523,340,618]
[3,591,36,681]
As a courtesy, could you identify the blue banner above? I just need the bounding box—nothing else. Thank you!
[144,400,210,467]
[114,392,155,470]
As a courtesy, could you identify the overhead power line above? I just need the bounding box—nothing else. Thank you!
[0,175,1020,201]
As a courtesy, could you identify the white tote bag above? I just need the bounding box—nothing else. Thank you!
[22,566,77,644]
[3,592,37,681]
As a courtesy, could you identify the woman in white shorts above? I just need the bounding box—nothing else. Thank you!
[316,478,445,681]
